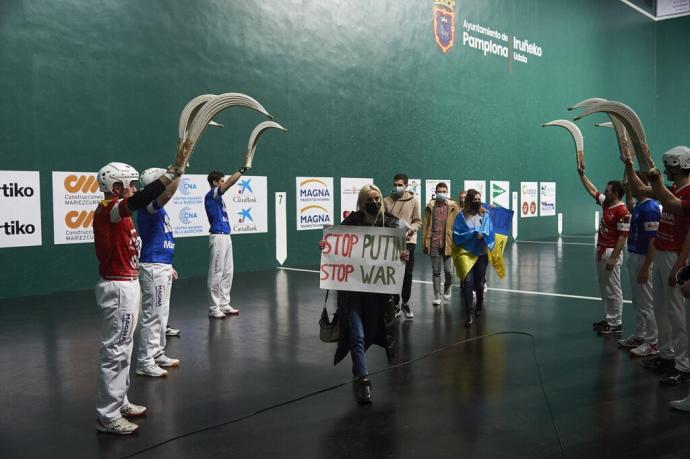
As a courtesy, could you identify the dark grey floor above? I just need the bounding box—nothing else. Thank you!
[2,236,690,458]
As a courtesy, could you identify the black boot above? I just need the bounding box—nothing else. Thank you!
[355,378,372,404]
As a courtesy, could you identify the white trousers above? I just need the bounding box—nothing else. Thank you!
[136,263,173,368]
[95,279,140,422]
[595,247,624,326]
[626,252,657,343]
[652,250,689,370]
[208,234,234,312]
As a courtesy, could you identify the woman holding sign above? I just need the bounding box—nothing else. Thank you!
[321,184,409,404]
[452,189,495,327]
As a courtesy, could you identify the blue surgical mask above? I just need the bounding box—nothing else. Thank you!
[435,193,447,201]
[392,186,405,196]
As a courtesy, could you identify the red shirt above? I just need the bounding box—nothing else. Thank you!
[654,184,690,252]
[93,198,141,280]
[595,193,630,248]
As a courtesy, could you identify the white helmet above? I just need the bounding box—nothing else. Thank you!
[662,146,690,169]
[140,168,166,186]
[97,162,139,192]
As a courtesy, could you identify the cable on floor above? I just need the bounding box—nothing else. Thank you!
[121,331,566,459]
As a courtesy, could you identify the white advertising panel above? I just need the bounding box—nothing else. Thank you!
[340,177,373,222]
[296,177,334,231]
[540,182,556,216]
[520,181,538,218]
[167,174,210,238]
[1,171,42,248]
[464,180,486,200]
[490,180,510,209]
[223,176,268,234]
[407,178,422,209]
[52,171,99,245]
[424,179,452,206]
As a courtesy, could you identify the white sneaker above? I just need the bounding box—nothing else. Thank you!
[432,294,442,306]
[96,417,138,435]
[630,342,659,357]
[670,395,690,411]
[165,325,181,337]
[209,309,226,319]
[221,305,239,315]
[135,365,168,377]
[120,402,147,418]
[155,354,180,367]
[443,286,452,300]
[402,303,414,319]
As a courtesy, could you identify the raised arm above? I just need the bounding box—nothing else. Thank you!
[220,166,248,194]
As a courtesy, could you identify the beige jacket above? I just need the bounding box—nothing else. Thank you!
[384,191,422,244]
[422,199,460,256]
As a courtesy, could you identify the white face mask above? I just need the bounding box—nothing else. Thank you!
[435,192,447,201]
[392,185,405,195]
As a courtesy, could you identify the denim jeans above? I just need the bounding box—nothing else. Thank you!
[348,292,381,378]
[430,246,453,295]
[461,255,488,316]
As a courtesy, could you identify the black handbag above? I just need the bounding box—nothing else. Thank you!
[319,290,340,343]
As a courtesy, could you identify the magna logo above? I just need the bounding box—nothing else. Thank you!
[64,175,99,193]
[179,207,198,225]
[300,205,331,225]
[1,183,35,197]
[65,210,95,229]
[180,177,197,196]
[299,179,330,198]
[1,220,36,235]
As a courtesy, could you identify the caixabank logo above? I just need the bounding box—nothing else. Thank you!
[232,178,257,203]
[233,207,257,233]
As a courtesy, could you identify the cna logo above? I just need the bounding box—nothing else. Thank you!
[300,205,331,225]
[65,210,94,229]
[179,207,198,225]
[237,207,253,223]
[237,178,253,195]
[299,179,331,199]
[64,175,99,193]
[180,177,197,196]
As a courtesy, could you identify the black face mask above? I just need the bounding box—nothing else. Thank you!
[365,201,381,215]
[470,201,481,212]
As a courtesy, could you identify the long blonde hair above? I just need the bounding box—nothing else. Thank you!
[356,184,385,225]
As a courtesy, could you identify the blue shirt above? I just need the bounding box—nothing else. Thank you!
[205,187,230,234]
[627,199,661,255]
[137,201,175,264]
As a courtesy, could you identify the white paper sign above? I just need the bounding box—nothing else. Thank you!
[340,177,373,222]
[224,176,268,234]
[297,177,334,230]
[490,181,510,209]
[52,171,99,245]
[464,180,486,200]
[320,225,406,294]
[1,171,42,248]
[540,182,556,216]
[167,174,210,238]
[657,0,690,17]
[520,182,538,218]
[425,179,452,206]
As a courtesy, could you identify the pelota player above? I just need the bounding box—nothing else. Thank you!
[134,168,181,378]
[94,160,183,435]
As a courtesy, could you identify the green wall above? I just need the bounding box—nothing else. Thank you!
[0,0,663,298]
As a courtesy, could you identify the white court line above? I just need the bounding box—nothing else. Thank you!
[517,240,595,246]
[560,235,596,239]
[276,267,631,303]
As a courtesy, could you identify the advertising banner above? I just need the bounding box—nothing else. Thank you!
[520,181,538,218]
[297,177,334,231]
[540,182,556,216]
[340,177,373,221]
[464,180,486,200]
[424,179,452,206]
[224,176,268,234]
[52,171,99,245]
[490,180,510,208]
[1,171,42,248]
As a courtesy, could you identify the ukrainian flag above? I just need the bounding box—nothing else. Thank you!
[451,207,513,280]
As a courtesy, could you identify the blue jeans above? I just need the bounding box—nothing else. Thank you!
[461,255,488,316]
[348,293,380,378]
